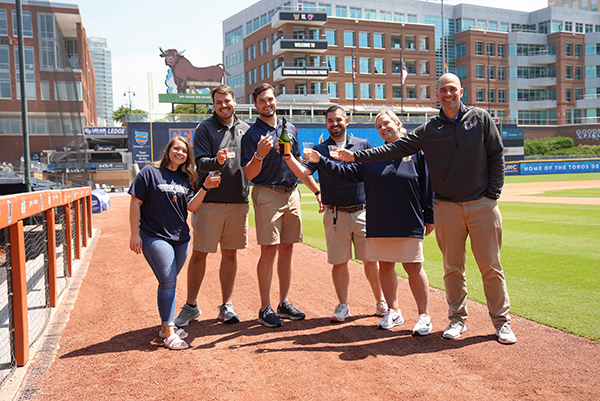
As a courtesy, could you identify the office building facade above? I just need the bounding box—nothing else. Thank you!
[0,0,96,166]
[222,0,600,125]
[88,37,113,127]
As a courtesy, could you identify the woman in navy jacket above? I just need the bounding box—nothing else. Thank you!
[309,110,435,335]
[129,137,220,349]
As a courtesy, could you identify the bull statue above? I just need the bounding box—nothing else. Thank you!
[159,47,230,94]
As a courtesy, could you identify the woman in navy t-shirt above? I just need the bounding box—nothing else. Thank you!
[129,136,220,350]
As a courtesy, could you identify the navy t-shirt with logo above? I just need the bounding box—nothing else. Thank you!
[129,165,195,243]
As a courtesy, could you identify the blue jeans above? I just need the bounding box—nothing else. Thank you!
[140,233,189,327]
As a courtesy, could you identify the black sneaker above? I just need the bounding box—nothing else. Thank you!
[258,306,283,328]
[276,301,306,321]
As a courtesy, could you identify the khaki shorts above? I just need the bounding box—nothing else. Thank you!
[366,237,424,263]
[251,185,302,245]
[323,207,372,265]
[192,202,249,253]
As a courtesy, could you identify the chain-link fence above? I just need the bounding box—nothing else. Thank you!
[0,190,91,388]
[0,228,15,388]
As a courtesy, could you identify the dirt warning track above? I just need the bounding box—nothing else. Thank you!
[11,184,600,401]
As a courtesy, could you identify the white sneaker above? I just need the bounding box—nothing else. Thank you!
[495,323,517,344]
[375,300,388,316]
[330,303,351,322]
[443,320,467,339]
[412,314,432,336]
[217,303,240,324]
[377,309,404,330]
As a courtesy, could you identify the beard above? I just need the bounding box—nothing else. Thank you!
[328,125,346,139]
[258,107,276,118]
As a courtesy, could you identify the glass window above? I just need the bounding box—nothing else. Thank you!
[405,60,415,74]
[457,65,467,80]
[373,33,384,49]
[487,42,494,57]
[310,55,321,67]
[564,22,573,32]
[475,42,483,56]
[373,58,385,74]
[327,81,338,98]
[488,89,495,103]
[344,31,355,47]
[476,65,484,79]
[456,43,466,58]
[498,89,506,103]
[488,65,495,80]
[335,5,347,18]
[0,45,10,99]
[0,10,7,36]
[391,34,401,49]
[359,32,370,48]
[393,85,403,99]
[265,62,270,79]
[12,11,33,37]
[375,84,385,99]
[497,44,505,58]
[476,88,485,102]
[565,88,572,102]
[259,41,263,56]
[252,44,256,59]
[326,55,337,72]
[260,13,267,27]
[498,66,506,81]
[227,73,244,89]
[39,14,61,69]
[365,9,376,20]
[575,44,581,58]
[407,85,416,99]
[226,51,243,68]
[259,65,264,80]
[565,43,572,57]
[246,21,253,35]
[575,88,583,100]
[55,81,82,101]
[15,46,36,99]
[41,81,50,100]
[419,60,429,75]
[489,21,498,31]
[265,37,270,53]
[344,56,353,73]
[319,3,332,16]
[360,83,371,99]
[345,82,355,99]
[405,35,415,50]
[407,14,417,23]
[575,23,583,33]
[311,82,322,95]
[359,57,370,74]
[380,11,391,21]
[325,29,337,46]
[349,7,361,19]
[575,66,582,80]
[566,65,572,79]
[394,13,405,23]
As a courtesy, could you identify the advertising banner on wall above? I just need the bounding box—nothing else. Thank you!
[519,159,600,175]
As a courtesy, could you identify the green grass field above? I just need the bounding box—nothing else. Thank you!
[248,173,600,341]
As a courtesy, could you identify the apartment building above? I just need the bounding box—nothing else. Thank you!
[223,0,600,125]
[0,0,96,166]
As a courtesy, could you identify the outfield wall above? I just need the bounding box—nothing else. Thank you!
[506,158,600,175]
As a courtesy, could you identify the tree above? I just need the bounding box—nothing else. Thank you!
[171,104,210,115]
[112,106,147,124]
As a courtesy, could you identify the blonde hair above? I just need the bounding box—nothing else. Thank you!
[374,110,406,135]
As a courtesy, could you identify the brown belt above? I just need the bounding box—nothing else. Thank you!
[255,183,298,193]
[326,204,366,213]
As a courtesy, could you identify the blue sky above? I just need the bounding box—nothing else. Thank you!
[74,0,549,117]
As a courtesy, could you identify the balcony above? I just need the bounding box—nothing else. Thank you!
[513,77,557,87]
[276,89,330,103]
[271,9,327,29]
[272,35,328,56]
[273,63,330,81]
[509,100,557,110]
[576,95,600,109]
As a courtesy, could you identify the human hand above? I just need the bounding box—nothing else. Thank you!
[315,192,325,213]
[308,150,321,163]
[130,234,142,254]
[336,149,355,162]
[425,223,435,236]
[216,148,228,165]
[257,134,273,159]
[204,173,221,189]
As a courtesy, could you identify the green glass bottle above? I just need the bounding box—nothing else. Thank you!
[278,117,291,156]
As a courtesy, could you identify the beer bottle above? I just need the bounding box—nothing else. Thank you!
[278,117,292,156]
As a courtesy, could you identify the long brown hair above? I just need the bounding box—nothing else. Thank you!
[152,136,199,191]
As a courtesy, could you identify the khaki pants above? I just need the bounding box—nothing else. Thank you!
[434,197,511,328]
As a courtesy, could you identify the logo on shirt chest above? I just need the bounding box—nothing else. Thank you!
[402,156,412,162]
[464,121,474,130]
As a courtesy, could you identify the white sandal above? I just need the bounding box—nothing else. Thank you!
[159,327,188,339]
[164,334,189,350]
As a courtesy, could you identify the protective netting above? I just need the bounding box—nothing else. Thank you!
[0,228,15,388]
[54,207,69,298]
[24,213,50,348]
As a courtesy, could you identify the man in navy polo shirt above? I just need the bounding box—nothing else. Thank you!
[283,105,386,323]
[241,83,323,328]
